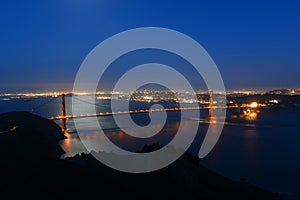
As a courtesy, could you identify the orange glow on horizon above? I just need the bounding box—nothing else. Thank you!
[250,102,258,108]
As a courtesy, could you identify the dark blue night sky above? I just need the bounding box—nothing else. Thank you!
[1,0,300,91]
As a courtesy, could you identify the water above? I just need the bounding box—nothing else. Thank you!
[201,110,300,199]
[0,95,299,199]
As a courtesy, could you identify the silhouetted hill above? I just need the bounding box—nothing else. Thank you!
[0,111,65,162]
[0,112,282,200]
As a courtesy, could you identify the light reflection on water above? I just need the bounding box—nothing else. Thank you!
[59,112,258,159]
[60,120,183,157]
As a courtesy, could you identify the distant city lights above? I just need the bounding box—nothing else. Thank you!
[250,102,258,108]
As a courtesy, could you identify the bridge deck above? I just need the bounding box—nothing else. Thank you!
[49,106,232,121]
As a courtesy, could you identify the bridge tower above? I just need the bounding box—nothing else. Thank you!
[61,93,67,132]
[209,90,213,108]
[208,90,213,118]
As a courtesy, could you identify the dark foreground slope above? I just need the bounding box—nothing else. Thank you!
[0,112,282,200]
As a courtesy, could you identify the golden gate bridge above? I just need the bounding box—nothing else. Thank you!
[44,91,233,132]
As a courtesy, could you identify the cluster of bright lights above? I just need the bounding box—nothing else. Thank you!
[250,102,258,108]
